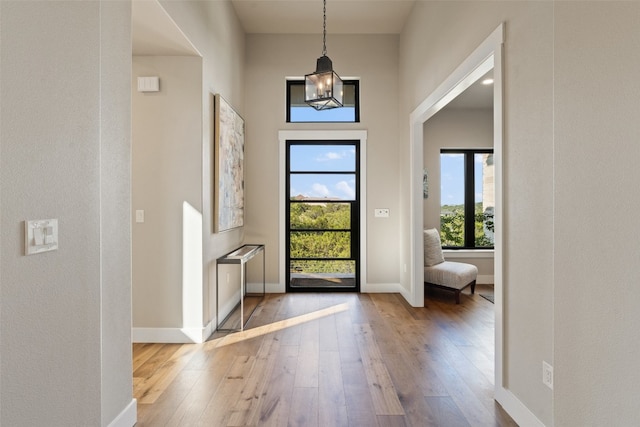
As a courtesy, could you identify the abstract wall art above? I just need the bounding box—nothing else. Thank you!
[214,94,244,232]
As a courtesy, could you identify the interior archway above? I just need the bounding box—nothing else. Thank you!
[408,22,506,401]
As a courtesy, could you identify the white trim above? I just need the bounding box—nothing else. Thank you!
[361,282,403,293]
[409,24,503,308]
[132,318,214,344]
[247,281,284,293]
[492,27,507,413]
[408,22,511,421]
[107,398,137,427]
[476,274,494,285]
[278,130,368,292]
[495,388,546,427]
[443,249,494,259]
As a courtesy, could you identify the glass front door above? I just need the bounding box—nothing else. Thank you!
[286,141,360,292]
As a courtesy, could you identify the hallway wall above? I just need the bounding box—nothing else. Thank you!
[399,2,554,424]
[0,1,134,425]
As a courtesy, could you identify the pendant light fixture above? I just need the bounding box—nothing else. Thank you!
[304,0,344,110]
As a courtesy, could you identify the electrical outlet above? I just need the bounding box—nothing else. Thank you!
[542,361,553,389]
[374,208,390,218]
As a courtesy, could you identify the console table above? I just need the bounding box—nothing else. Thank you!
[216,244,265,332]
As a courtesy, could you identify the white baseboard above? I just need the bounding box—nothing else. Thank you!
[361,282,404,293]
[247,281,284,293]
[132,319,214,344]
[495,386,546,427]
[107,398,137,427]
[477,274,494,285]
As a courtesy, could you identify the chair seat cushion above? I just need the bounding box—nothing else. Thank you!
[424,261,478,290]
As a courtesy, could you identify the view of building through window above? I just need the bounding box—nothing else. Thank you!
[440,150,494,248]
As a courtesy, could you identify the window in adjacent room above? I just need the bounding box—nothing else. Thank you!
[286,79,360,123]
[440,149,494,249]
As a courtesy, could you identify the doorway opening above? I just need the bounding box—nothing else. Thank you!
[409,23,508,411]
[285,140,360,292]
[278,130,368,292]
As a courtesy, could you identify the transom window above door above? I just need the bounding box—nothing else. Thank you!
[286,80,360,123]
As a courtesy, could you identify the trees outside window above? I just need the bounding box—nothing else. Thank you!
[440,149,494,248]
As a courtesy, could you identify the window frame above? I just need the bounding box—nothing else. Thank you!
[286,79,360,123]
[285,139,361,292]
[440,148,494,250]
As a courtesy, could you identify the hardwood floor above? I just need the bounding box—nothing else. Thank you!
[133,285,517,426]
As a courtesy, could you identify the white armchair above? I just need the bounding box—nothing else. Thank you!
[423,228,478,304]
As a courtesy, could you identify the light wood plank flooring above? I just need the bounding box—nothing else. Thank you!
[133,285,517,426]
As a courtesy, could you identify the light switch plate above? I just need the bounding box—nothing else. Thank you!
[137,76,160,92]
[25,219,58,255]
[135,210,145,223]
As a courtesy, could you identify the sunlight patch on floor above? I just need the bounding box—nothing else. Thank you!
[205,302,349,349]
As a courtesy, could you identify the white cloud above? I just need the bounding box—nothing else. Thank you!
[315,149,355,162]
[316,151,343,162]
[311,183,330,197]
[336,181,355,199]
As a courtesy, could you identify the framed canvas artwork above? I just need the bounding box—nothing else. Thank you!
[214,94,244,232]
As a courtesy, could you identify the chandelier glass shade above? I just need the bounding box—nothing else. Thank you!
[304,0,343,110]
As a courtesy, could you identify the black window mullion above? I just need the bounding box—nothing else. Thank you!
[286,140,360,292]
[464,152,475,248]
[286,80,360,123]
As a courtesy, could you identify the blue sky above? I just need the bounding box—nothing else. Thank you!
[290,106,356,123]
[290,145,356,200]
[440,153,484,205]
[290,149,485,204]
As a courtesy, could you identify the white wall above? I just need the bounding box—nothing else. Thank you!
[402,1,640,426]
[132,56,203,331]
[1,1,134,425]
[553,2,640,425]
[423,108,494,279]
[152,1,246,335]
[400,2,554,425]
[100,1,136,424]
[244,34,400,290]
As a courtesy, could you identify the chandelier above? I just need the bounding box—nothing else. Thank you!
[304,0,344,110]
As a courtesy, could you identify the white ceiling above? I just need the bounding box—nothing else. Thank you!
[231,0,417,34]
[132,0,199,56]
[446,71,494,110]
[132,0,492,109]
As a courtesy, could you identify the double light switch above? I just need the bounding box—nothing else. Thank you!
[25,219,58,255]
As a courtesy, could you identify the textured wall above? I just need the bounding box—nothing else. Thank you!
[554,2,640,425]
[1,1,133,425]
[100,1,134,424]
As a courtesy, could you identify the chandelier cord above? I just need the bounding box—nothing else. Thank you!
[322,0,327,56]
